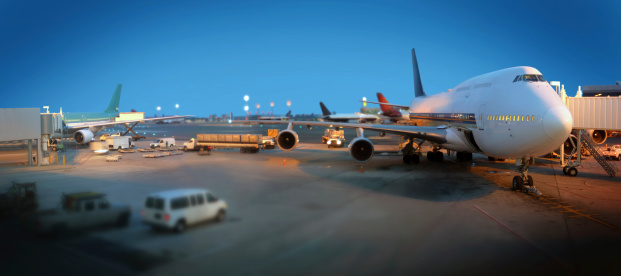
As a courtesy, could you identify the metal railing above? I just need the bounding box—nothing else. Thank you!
[579,131,617,177]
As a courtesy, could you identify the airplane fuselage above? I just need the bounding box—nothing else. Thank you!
[408,66,572,159]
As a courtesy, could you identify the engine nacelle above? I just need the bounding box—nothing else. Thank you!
[348,137,374,162]
[586,129,607,144]
[74,129,94,144]
[276,130,299,151]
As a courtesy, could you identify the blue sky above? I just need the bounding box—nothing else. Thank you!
[1,0,619,117]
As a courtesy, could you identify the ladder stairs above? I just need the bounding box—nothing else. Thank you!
[579,131,617,177]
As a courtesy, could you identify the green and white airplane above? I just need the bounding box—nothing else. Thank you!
[55,84,192,144]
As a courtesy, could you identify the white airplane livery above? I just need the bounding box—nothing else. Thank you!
[234,49,573,191]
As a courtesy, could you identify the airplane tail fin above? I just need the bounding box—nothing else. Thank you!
[285,110,292,117]
[376,93,396,115]
[319,102,332,116]
[104,84,122,113]
[411,49,426,97]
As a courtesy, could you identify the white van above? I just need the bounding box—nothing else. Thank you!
[150,137,175,148]
[141,189,227,232]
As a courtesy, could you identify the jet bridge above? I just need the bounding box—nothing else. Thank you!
[559,96,621,177]
[566,96,621,130]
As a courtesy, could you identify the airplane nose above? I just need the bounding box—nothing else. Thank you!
[543,105,573,140]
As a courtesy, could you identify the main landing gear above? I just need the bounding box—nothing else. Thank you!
[512,157,541,196]
[401,138,421,164]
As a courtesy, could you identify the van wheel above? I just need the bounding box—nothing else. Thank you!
[184,146,188,152]
[174,220,186,233]
[118,146,122,150]
[215,209,225,222]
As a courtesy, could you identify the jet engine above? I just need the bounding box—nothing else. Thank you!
[348,137,374,162]
[276,130,299,151]
[74,129,94,144]
[586,129,607,144]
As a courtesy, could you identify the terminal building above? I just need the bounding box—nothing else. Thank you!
[581,82,621,97]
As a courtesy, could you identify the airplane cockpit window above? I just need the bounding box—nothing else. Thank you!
[523,75,539,82]
[513,74,546,83]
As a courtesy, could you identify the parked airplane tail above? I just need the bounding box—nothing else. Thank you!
[104,84,122,113]
[285,110,292,117]
[319,102,332,116]
[411,49,426,98]
[376,93,399,116]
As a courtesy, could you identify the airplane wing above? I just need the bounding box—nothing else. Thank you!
[233,120,447,144]
[362,101,410,110]
[66,115,193,129]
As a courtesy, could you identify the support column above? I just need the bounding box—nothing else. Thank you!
[28,139,32,166]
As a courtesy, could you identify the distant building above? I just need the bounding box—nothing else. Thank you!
[582,82,621,97]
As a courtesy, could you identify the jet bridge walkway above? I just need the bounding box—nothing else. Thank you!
[561,96,621,177]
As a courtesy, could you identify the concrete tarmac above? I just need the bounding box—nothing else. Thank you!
[0,124,620,275]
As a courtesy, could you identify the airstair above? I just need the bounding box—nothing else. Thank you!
[577,131,617,177]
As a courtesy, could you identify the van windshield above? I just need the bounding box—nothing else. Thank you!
[154,139,161,143]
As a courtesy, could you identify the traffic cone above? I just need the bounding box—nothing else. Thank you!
[283,158,286,166]
[360,166,364,173]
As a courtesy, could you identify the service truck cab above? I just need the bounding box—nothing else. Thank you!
[603,145,621,160]
[150,138,176,148]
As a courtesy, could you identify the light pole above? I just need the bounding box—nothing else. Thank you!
[156,106,161,117]
[256,103,260,115]
[244,105,249,120]
[175,104,179,115]
[270,101,274,116]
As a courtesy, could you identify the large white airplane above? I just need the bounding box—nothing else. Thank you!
[53,84,192,144]
[234,49,573,191]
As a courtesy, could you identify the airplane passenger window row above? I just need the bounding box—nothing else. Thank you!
[486,115,536,122]
[513,74,546,82]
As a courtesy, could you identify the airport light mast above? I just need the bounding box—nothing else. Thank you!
[156,106,161,117]
[175,104,179,115]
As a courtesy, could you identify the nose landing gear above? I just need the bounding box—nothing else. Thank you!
[512,158,542,196]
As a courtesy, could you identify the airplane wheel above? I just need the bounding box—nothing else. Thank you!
[435,151,443,162]
[526,175,534,186]
[512,176,523,191]
[403,155,411,164]
[488,156,496,161]
[567,167,578,177]
[562,166,569,175]
[412,154,420,164]
[466,153,473,161]
[427,151,435,161]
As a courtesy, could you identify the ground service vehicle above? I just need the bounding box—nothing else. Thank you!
[142,189,227,232]
[150,137,176,148]
[322,129,345,148]
[183,134,266,153]
[21,192,131,235]
[0,182,38,215]
[603,145,621,160]
[106,136,134,150]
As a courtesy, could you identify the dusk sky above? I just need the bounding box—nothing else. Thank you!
[1,0,619,117]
